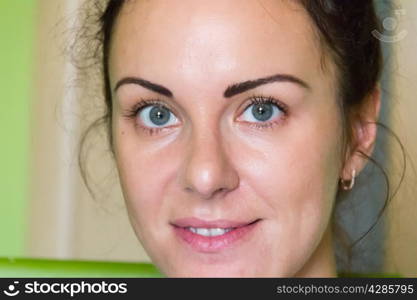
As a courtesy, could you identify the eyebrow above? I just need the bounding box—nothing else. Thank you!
[114,73,310,98]
[224,73,311,98]
[114,77,173,97]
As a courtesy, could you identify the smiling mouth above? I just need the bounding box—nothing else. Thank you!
[171,219,262,253]
[176,219,260,237]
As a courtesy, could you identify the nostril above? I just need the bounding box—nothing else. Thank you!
[201,188,226,200]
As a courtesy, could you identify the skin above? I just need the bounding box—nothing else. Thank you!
[109,0,380,277]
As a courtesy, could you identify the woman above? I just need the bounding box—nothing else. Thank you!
[78,0,385,277]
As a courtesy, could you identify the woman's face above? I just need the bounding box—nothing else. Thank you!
[110,0,343,277]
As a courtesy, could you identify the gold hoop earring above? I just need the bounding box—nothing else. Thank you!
[340,169,356,190]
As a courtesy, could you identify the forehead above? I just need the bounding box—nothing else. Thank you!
[109,0,329,92]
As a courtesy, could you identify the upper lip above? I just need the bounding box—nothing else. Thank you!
[171,217,260,229]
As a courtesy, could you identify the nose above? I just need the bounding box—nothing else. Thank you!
[179,129,239,200]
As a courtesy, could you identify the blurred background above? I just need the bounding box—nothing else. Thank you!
[0,0,416,276]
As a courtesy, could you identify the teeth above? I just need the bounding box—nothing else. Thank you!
[187,227,233,237]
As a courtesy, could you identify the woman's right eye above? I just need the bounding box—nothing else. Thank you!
[137,104,179,129]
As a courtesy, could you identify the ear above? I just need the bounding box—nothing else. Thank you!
[340,86,381,180]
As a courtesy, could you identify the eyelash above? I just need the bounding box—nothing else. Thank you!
[123,95,289,135]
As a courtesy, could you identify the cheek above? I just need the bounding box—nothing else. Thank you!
[113,128,180,231]
[236,106,342,216]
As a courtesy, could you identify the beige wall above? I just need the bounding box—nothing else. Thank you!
[29,0,149,262]
[28,0,416,275]
[385,0,417,277]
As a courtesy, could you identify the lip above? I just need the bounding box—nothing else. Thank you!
[171,217,261,253]
[171,217,258,229]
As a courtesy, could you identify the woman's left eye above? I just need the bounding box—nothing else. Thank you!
[240,98,286,124]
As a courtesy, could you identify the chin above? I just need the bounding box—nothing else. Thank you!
[158,260,286,278]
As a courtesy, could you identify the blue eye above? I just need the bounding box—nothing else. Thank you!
[240,98,286,123]
[138,105,179,128]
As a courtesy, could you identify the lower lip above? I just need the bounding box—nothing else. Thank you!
[172,220,260,253]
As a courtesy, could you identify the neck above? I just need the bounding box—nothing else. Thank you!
[294,225,337,277]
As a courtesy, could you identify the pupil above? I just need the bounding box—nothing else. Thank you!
[150,106,170,125]
[252,103,272,121]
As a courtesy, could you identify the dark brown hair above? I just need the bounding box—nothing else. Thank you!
[75,0,406,275]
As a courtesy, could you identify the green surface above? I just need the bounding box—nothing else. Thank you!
[338,272,402,278]
[0,258,163,278]
[0,1,34,256]
[0,257,401,278]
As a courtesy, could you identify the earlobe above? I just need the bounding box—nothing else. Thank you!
[340,169,356,190]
